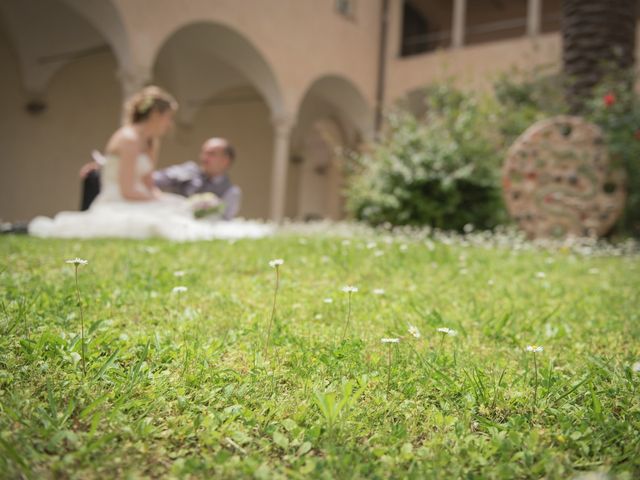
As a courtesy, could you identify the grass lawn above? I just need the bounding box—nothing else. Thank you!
[1,231,639,479]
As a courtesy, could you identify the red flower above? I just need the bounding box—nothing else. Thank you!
[635,129,640,140]
[603,93,616,107]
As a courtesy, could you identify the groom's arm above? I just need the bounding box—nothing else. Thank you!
[153,161,199,195]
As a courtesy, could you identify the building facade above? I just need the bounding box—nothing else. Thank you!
[1,0,575,223]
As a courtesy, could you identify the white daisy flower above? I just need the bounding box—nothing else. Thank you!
[535,272,546,279]
[381,338,400,344]
[341,285,358,293]
[269,258,284,268]
[437,327,457,336]
[323,298,333,304]
[525,345,543,353]
[70,352,81,365]
[408,324,421,338]
[372,288,385,295]
[65,258,88,266]
[172,286,188,294]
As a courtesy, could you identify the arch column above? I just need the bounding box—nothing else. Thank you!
[117,64,152,101]
[270,114,294,222]
[452,0,467,48]
[527,0,542,37]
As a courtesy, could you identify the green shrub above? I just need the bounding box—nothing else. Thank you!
[348,68,640,237]
[346,85,507,231]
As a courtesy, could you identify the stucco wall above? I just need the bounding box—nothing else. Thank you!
[0,33,121,221]
[386,31,563,103]
[112,0,381,115]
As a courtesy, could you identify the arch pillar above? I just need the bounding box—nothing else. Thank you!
[117,64,152,121]
[117,64,153,100]
[270,113,295,222]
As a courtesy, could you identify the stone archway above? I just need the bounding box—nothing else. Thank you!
[0,0,124,222]
[151,21,286,219]
[290,74,373,220]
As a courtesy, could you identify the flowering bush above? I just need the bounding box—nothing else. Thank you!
[346,85,507,231]
[584,72,640,237]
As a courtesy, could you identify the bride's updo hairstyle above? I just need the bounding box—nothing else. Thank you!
[125,86,178,124]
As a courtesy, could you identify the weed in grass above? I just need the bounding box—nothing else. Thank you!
[264,258,283,359]
[313,378,366,439]
[526,344,544,409]
[381,338,399,393]
[66,257,88,376]
[340,285,358,341]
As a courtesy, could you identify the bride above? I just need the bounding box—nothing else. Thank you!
[29,86,272,241]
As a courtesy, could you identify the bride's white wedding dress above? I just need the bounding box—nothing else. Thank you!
[29,154,274,241]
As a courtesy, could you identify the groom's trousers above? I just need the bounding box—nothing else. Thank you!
[81,170,101,211]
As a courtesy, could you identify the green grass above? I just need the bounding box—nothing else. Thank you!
[1,232,639,479]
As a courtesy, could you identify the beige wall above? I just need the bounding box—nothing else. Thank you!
[111,0,381,115]
[0,31,120,221]
[386,32,563,102]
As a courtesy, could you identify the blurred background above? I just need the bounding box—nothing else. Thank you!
[1,0,632,225]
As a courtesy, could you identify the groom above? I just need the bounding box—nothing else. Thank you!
[81,137,241,220]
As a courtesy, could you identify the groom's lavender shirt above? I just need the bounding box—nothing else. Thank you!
[152,161,241,220]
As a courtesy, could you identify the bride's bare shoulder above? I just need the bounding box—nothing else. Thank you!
[106,125,139,154]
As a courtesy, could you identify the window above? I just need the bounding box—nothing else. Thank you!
[400,0,452,57]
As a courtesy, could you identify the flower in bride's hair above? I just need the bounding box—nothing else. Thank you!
[137,95,154,114]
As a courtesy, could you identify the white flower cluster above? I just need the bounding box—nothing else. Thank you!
[381,338,400,344]
[172,286,188,294]
[66,258,88,266]
[269,258,284,268]
[408,324,421,339]
[525,345,543,353]
[437,327,457,336]
[341,285,358,293]
[188,192,222,218]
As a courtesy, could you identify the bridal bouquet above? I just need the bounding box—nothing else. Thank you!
[188,192,223,219]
